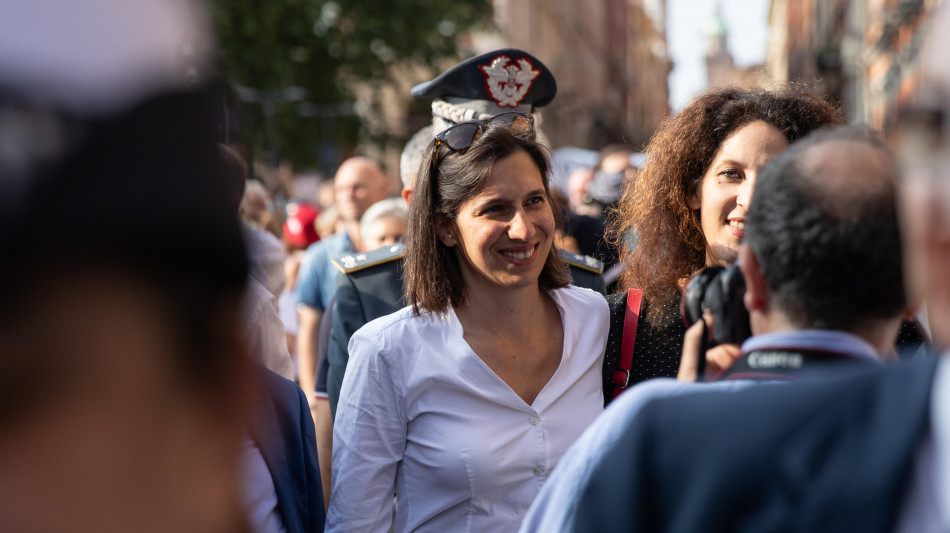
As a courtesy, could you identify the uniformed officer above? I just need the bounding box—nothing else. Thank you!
[324,49,606,419]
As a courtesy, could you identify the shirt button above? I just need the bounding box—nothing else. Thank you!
[533,467,543,477]
[530,417,539,425]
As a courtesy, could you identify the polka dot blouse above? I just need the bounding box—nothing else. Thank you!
[602,290,687,406]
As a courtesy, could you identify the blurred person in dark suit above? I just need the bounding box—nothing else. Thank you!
[0,2,324,531]
[0,1,252,531]
[224,151,325,532]
[245,365,325,532]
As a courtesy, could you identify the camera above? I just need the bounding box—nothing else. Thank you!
[681,264,752,347]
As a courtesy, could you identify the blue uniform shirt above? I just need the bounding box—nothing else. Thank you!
[294,232,354,312]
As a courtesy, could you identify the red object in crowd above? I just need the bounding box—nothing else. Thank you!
[283,202,321,248]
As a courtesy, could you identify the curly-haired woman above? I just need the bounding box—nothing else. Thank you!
[603,85,843,402]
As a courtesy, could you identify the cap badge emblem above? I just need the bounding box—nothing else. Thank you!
[479,55,540,108]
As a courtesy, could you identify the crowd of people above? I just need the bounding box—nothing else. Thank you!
[4,0,950,532]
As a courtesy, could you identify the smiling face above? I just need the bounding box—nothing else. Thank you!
[439,149,555,294]
[690,120,789,265]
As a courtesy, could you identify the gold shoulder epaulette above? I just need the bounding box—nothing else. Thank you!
[331,242,405,274]
[558,249,605,274]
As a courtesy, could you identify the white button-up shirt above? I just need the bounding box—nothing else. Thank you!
[327,286,608,532]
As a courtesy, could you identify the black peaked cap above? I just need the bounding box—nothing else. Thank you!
[411,48,556,108]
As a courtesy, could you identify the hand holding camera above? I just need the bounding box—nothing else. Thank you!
[678,264,752,381]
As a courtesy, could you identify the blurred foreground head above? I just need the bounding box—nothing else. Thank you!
[898,1,950,347]
[0,1,251,532]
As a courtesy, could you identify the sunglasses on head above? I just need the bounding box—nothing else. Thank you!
[434,112,535,158]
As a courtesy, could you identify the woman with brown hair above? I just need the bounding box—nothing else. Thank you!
[603,85,843,401]
[327,114,609,532]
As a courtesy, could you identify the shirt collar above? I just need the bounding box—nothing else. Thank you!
[741,330,882,364]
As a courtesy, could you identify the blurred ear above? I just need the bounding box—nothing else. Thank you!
[688,187,702,210]
[739,244,768,312]
[435,215,456,247]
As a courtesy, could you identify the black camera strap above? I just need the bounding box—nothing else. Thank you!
[716,347,877,381]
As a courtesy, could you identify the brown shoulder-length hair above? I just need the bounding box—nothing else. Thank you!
[611,85,844,315]
[405,124,571,314]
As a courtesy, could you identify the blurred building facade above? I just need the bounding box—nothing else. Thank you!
[705,2,767,89]
[765,0,944,131]
[490,0,672,150]
[353,0,673,189]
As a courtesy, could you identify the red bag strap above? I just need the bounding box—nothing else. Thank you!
[612,288,643,399]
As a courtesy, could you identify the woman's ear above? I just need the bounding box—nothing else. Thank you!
[435,215,456,247]
[688,185,702,211]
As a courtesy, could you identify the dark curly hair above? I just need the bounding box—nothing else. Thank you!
[611,85,844,317]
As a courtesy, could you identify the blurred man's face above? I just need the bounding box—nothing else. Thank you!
[599,151,634,175]
[0,271,248,533]
[898,5,950,344]
[334,158,387,223]
[567,167,594,212]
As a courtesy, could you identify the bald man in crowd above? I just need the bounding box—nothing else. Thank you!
[295,156,389,410]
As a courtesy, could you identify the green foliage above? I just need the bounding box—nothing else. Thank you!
[212,0,491,172]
